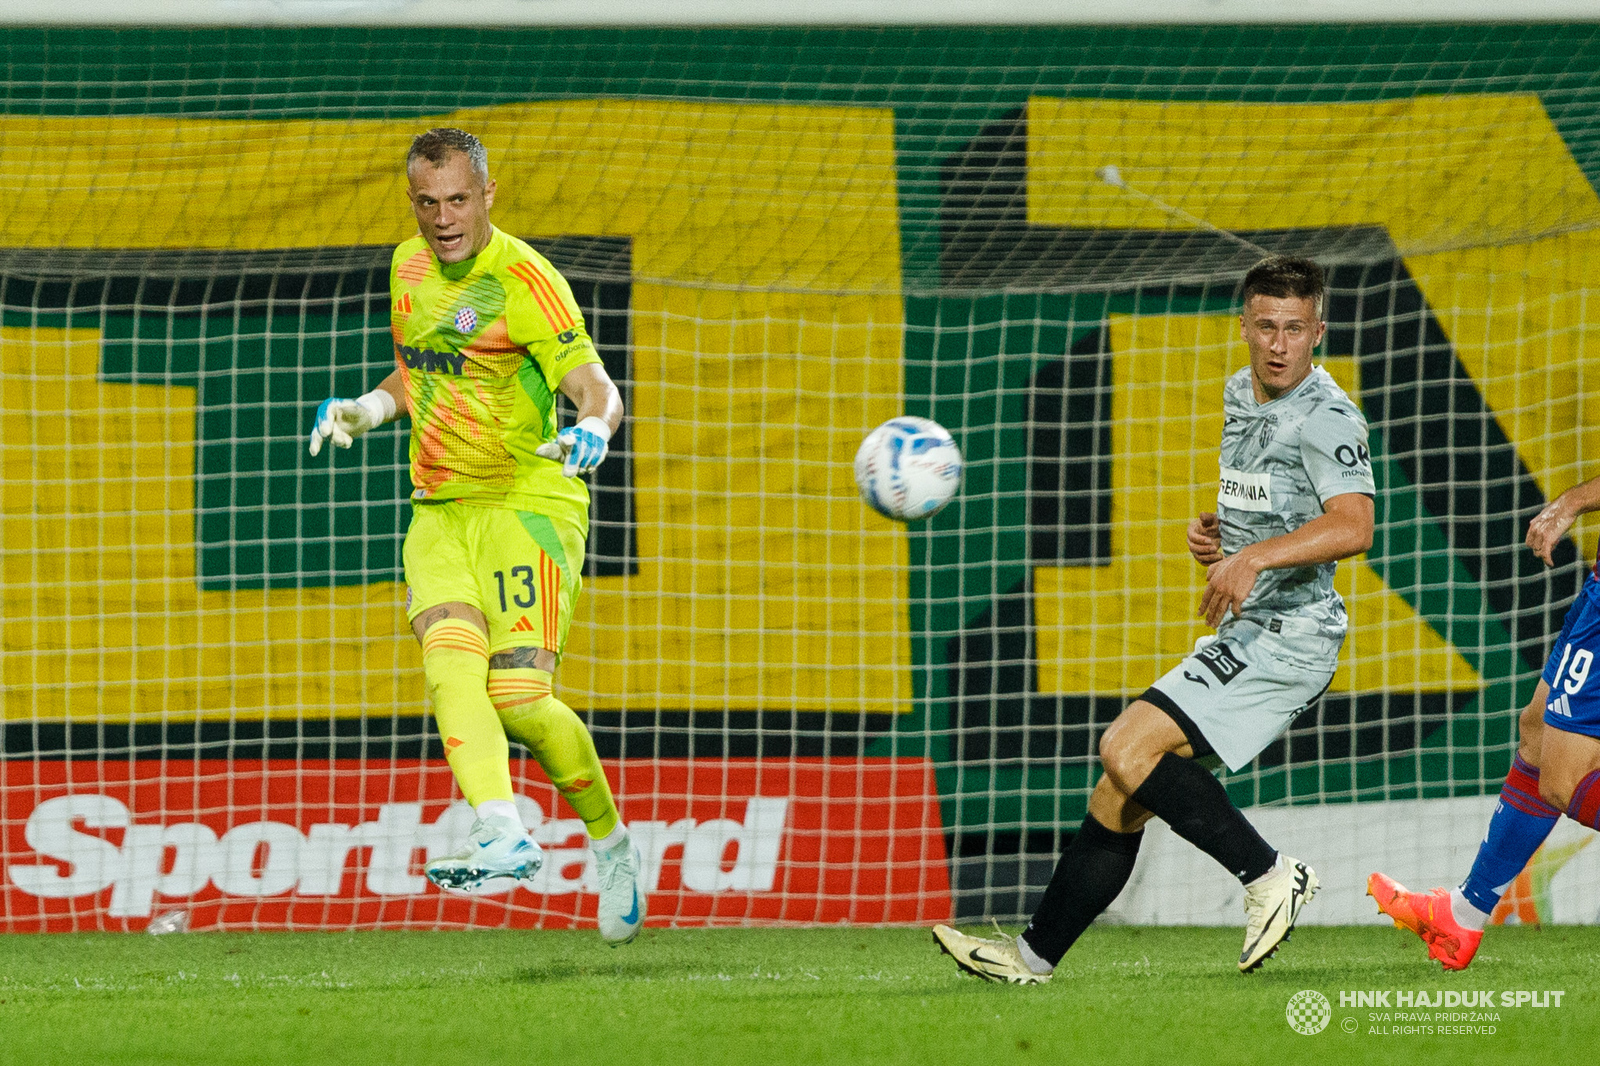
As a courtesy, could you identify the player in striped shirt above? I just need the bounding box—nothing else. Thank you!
[308,128,643,944]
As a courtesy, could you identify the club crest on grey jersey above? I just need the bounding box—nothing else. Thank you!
[1216,365,1375,640]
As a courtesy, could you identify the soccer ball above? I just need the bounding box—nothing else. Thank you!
[853,417,963,521]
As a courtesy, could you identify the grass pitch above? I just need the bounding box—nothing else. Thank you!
[0,925,1594,1066]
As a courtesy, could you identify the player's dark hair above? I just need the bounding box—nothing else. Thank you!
[407,128,489,185]
[1241,255,1326,319]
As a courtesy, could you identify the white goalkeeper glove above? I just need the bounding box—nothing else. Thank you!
[308,389,396,456]
[534,416,612,477]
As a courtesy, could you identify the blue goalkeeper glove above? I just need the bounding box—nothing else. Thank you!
[308,390,396,456]
[535,416,612,477]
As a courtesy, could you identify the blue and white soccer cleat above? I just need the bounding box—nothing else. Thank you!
[424,813,544,893]
[594,836,646,945]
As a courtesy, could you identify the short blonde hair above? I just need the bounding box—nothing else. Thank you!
[407,128,489,185]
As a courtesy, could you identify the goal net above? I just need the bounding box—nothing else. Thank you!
[3,23,1600,931]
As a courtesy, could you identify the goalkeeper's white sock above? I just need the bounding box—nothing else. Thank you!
[590,823,630,853]
[476,799,523,828]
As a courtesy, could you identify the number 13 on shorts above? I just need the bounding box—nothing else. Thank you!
[490,554,563,647]
[495,566,538,611]
[403,503,582,657]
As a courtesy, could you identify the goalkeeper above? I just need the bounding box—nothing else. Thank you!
[308,127,643,944]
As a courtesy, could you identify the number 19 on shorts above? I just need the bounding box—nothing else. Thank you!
[1549,642,1592,718]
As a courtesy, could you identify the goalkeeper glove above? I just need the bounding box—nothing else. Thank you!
[534,416,612,477]
[307,389,396,456]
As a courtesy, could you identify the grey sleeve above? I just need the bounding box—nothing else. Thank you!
[1300,404,1377,503]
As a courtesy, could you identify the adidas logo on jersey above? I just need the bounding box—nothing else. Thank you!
[510,615,536,633]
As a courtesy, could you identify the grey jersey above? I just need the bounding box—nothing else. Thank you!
[1216,364,1375,638]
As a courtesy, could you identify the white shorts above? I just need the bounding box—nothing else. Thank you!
[1143,615,1341,771]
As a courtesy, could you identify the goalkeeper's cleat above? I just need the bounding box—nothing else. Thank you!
[424,813,544,893]
[1367,873,1483,971]
[1239,855,1318,973]
[595,836,646,945]
[931,925,1051,985]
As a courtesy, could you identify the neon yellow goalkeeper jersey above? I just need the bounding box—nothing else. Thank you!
[389,227,603,516]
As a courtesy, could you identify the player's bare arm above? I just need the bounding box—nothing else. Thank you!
[533,362,623,477]
[1187,511,1222,565]
[1199,492,1374,627]
[1527,472,1600,566]
[557,361,624,435]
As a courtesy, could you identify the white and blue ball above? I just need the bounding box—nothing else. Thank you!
[853,416,963,521]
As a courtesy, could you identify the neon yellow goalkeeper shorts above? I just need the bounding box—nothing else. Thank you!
[403,500,586,658]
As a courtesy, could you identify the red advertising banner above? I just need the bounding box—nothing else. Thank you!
[0,758,951,931]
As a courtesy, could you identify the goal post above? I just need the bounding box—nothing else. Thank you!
[3,23,1600,930]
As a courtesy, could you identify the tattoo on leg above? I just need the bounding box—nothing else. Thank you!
[489,646,548,670]
[412,604,488,643]
[413,606,455,637]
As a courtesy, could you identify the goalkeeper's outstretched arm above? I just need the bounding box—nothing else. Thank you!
[536,363,624,477]
[308,370,408,456]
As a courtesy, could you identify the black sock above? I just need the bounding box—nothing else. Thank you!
[1130,751,1276,883]
[1020,814,1143,966]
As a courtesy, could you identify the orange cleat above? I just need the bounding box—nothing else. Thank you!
[1367,872,1483,971]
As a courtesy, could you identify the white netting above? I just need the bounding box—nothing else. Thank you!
[3,25,1600,929]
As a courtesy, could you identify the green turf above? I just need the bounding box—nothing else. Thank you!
[0,925,1593,1065]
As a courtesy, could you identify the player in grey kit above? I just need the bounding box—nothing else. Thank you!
[934,256,1376,981]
